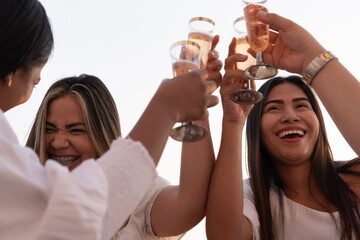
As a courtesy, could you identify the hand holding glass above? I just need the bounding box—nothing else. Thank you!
[231,16,263,105]
[169,40,208,142]
[242,0,277,80]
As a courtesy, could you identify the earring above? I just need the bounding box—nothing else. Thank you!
[7,74,13,87]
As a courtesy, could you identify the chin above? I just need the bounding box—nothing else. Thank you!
[272,151,312,167]
[284,155,311,166]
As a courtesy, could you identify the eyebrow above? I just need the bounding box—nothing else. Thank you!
[46,121,86,128]
[264,97,310,108]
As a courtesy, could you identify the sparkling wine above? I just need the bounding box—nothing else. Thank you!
[235,37,256,70]
[188,32,212,68]
[244,4,269,52]
[172,60,199,77]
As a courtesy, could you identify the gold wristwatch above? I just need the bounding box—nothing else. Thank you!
[302,51,337,85]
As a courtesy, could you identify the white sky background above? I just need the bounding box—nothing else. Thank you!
[5,0,360,239]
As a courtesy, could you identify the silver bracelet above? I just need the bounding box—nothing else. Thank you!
[302,51,337,85]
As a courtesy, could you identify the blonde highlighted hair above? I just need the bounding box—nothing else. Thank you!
[26,74,121,164]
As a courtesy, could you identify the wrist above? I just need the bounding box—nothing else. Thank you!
[302,51,338,85]
[150,88,177,126]
[152,80,179,124]
[222,118,246,130]
[301,46,326,75]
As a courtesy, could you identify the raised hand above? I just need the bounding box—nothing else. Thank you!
[259,11,325,75]
[157,70,218,123]
[221,37,255,124]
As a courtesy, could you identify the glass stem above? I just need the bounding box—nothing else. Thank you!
[246,79,251,90]
[256,51,263,65]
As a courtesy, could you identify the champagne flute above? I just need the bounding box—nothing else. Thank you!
[231,16,263,105]
[169,40,208,142]
[188,17,215,68]
[242,0,277,80]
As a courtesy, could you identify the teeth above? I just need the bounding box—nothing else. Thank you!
[278,130,304,138]
[50,155,79,165]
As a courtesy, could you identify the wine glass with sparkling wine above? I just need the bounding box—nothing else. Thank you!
[242,0,277,80]
[231,16,263,105]
[169,40,208,142]
[188,17,215,69]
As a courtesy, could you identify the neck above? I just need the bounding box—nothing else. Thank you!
[0,86,14,112]
[274,160,314,197]
[273,159,337,212]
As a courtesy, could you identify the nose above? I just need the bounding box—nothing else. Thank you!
[280,108,300,123]
[50,131,69,149]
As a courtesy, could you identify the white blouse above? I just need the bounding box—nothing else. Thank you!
[0,110,157,240]
[243,178,349,240]
[113,176,184,240]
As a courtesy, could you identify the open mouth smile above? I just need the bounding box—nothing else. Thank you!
[277,129,305,139]
[49,155,79,166]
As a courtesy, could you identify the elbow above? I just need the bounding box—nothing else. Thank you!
[206,217,243,240]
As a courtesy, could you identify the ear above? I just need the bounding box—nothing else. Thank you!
[4,73,14,87]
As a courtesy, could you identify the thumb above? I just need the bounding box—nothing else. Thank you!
[258,11,294,32]
[207,95,219,108]
[205,80,218,94]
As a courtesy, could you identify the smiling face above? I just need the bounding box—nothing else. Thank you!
[45,95,97,171]
[260,83,319,168]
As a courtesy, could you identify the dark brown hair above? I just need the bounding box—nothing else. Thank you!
[246,75,360,239]
[0,0,53,79]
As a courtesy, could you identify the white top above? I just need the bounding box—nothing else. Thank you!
[113,176,184,240]
[0,110,157,240]
[243,178,349,240]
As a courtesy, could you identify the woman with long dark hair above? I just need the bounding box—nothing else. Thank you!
[207,12,360,239]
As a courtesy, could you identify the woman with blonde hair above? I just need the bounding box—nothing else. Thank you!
[0,0,218,239]
[27,36,221,239]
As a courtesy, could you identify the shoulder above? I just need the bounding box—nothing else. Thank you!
[243,178,255,202]
[115,176,170,238]
[336,158,360,169]
[337,158,360,199]
[337,158,360,178]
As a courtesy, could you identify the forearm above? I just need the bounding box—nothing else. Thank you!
[128,92,174,166]
[178,119,215,222]
[311,59,360,156]
[206,121,246,239]
[151,119,215,236]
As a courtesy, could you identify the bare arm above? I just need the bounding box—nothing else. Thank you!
[260,12,360,156]
[150,118,215,236]
[149,36,222,236]
[206,38,253,239]
[310,61,360,156]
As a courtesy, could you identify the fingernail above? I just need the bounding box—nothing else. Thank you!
[206,81,217,94]
[199,69,209,79]
[258,11,267,19]
[210,50,219,58]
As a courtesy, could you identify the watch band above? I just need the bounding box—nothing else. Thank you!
[302,51,337,85]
